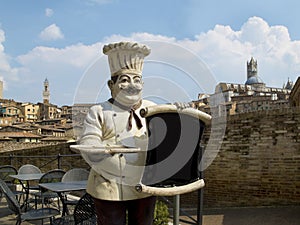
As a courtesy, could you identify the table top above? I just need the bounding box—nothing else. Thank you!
[39,180,87,193]
[10,173,44,181]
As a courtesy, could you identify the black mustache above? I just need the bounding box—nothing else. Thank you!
[121,86,142,92]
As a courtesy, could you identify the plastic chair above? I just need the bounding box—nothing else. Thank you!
[33,169,66,210]
[52,193,96,225]
[0,179,60,225]
[61,168,89,212]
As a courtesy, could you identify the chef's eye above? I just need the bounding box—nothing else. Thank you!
[120,77,129,83]
[133,75,142,83]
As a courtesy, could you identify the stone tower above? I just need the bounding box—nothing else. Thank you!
[245,57,265,87]
[247,57,257,79]
[43,78,50,104]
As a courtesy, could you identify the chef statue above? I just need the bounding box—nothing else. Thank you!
[78,41,157,225]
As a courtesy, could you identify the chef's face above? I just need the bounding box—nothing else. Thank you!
[108,73,143,106]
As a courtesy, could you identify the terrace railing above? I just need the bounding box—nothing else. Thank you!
[0,153,89,172]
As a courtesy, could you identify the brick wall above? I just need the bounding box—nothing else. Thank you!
[181,107,300,208]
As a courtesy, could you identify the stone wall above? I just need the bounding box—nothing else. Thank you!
[181,107,300,208]
[0,142,89,171]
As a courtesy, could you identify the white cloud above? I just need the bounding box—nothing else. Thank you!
[100,17,300,91]
[17,43,101,69]
[239,16,270,45]
[14,42,103,104]
[187,16,300,86]
[45,8,54,17]
[39,24,64,41]
[0,29,5,43]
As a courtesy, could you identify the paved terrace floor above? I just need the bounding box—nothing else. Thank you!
[0,198,299,225]
[173,206,300,225]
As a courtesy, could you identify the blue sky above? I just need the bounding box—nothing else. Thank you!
[0,0,300,106]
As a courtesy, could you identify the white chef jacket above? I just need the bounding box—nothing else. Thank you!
[79,99,156,200]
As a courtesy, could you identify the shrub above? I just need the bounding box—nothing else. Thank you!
[153,200,169,225]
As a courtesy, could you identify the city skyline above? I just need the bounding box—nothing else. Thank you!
[0,1,300,105]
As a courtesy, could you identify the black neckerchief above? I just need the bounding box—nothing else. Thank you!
[108,98,143,131]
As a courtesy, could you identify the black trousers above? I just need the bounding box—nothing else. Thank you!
[93,196,157,225]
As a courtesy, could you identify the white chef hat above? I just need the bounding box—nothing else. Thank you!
[103,41,151,77]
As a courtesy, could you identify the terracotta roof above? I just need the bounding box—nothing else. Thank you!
[38,126,65,132]
[41,136,70,141]
[0,125,35,131]
[0,132,42,138]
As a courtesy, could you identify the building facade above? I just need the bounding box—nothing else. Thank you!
[0,99,24,125]
[290,77,300,107]
[22,103,39,122]
[193,57,293,115]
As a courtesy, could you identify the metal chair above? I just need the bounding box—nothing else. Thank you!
[0,179,60,225]
[0,165,18,183]
[17,164,43,208]
[0,165,24,202]
[73,193,96,225]
[33,169,66,210]
[17,164,42,192]
[52,193,96,225]
[61,168,89,183]
[18,164,42,174]
[61,168,89,212]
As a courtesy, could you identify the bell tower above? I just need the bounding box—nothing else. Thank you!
[43,78,50,104]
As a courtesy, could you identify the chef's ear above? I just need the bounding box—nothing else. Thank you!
[107,80,114,91]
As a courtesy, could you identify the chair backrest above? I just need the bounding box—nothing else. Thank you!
[18,164,42,174]
[0,165,17,183]
[39,169,65,193]
[39,169,66,184]
[74,193,96,225]
[0,179,21,215]
[62,168,89,183]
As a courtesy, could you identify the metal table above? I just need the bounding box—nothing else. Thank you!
[39,180,87,216]
[10,173,44,211]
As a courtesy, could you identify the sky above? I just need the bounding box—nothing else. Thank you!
[0,0,300,106]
